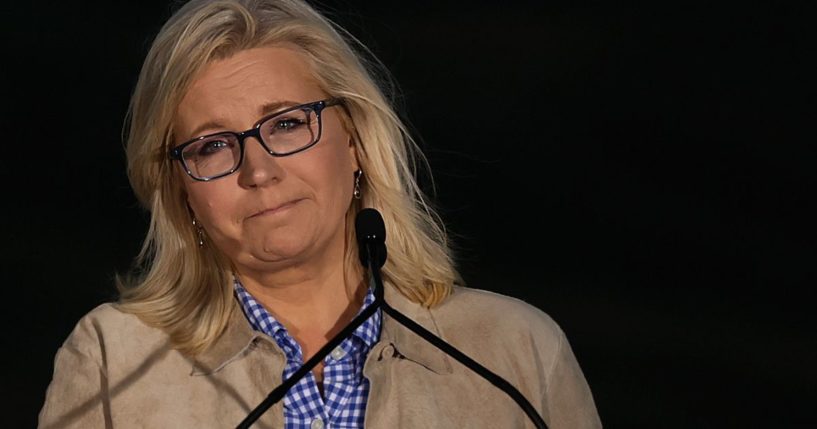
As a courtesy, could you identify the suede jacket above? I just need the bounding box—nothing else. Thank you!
[39,286,602,428]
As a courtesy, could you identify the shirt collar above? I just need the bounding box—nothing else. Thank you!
[192,281,450,376]
[233,280,286,338]
[233,279,381,351]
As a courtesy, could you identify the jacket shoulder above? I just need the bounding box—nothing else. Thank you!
[62,303,170,361]
[431,286,565,355]
[427,287,602,428]
[436,286,563,333]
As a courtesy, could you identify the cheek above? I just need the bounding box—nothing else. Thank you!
[317,144,355,198]
[185,183,239,231]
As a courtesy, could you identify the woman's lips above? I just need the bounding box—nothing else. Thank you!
[249,199,303,219]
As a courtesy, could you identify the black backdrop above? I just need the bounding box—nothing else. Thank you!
[2,1,813,427]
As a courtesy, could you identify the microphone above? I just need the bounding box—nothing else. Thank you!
[355,208,387,269]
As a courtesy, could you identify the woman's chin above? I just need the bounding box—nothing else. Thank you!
[249,238,310,266]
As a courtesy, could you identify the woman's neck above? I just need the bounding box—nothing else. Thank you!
[236,256,367,360]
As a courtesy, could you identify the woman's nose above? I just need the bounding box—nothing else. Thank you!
[236,137,285,188]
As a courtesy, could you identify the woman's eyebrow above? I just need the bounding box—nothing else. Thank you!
[258,99,299,116]
[186,99,300,139]
[188,119,228,139]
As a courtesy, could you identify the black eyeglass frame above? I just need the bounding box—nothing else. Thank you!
[168,98,343,181]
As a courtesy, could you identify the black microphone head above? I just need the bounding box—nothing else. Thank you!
[355,208,387,268]
[355,208,386,244]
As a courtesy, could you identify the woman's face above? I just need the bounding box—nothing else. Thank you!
[173,46,357,275]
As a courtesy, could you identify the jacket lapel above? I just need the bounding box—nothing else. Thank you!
[190,299,273,376]
[379,285,453,375]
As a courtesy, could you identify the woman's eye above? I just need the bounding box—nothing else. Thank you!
[198,140,229,156]
[273,117,305,131]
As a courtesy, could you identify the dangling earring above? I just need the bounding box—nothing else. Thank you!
[353,169,363,200]
[192,216,205,248]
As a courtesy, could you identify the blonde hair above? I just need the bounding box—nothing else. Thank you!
[119,0,459,355]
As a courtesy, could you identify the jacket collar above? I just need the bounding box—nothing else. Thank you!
[379,284,452,374]
[191,299,270,376]
[192,284,452,376]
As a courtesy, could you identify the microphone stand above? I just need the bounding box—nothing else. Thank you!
[365,242,548,429]
[237,238,547,429]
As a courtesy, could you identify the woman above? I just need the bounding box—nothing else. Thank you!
[39,0,601,427]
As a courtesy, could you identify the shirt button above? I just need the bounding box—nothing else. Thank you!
[330,346,346,360]
[311,418,324,429]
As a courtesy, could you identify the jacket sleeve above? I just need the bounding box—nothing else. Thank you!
[543,328,602,429]
[39,314,112,428]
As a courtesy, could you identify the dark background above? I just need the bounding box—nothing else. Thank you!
[2,1,813,427]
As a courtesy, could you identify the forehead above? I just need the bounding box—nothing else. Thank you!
[175,46,323,137]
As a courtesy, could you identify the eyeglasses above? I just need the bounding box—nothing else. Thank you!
[169,98,343,181]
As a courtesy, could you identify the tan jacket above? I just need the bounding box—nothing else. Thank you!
[40,286,601,428]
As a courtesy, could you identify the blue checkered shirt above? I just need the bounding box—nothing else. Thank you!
[234,280,381,429]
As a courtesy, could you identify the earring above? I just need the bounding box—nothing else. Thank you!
[353,169,363,200]
[192,216,205,248]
